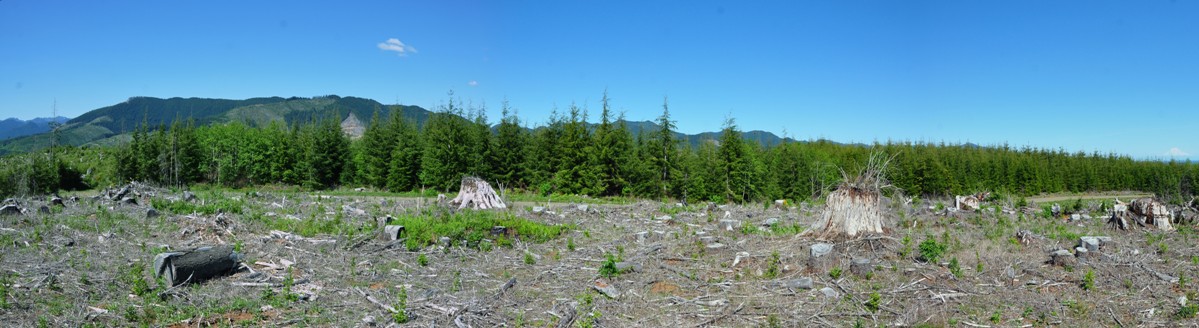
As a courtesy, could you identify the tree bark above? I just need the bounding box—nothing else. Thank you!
[154,245,242,286]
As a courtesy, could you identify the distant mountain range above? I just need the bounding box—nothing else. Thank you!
[0,95,801,155]
[0,116,70,141]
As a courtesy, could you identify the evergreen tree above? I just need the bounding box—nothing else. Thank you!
[527,110,566,194]
[419,93,474,191]
[717,118,755,203]
[359,109,395,189]
[387,113,423,191]
[492,100,528,189]
[470,106,494,181]
[649,97,680,199]
[557,103,599,195]
[294,113,349,189]
[590,91,636,197]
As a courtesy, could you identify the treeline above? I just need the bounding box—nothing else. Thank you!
[6,92,1199,203]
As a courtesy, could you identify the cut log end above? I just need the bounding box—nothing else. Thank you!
[154,245,242,286]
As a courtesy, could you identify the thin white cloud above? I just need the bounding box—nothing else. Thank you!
[1166,147,1190,157]
[377,38,417,56]
[467,80,479,87]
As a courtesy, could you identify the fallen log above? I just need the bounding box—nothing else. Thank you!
[154,245,243,286]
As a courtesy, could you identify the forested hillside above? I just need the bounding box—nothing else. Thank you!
[0,95,430,155]
[1,92,1196,203]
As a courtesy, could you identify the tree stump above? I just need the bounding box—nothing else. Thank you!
[850,258,873,277]
[808,243,836,272]
[381,225,405,241]
[450,177,507,210]
[154,245,243,286]
[1048,249,1076,267]
[0,204,21,215]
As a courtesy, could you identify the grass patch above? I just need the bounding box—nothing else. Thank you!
[386,210,571,251]
[151,196,245,215]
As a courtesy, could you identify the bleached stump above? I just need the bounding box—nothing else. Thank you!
[1110,198,1174,231]
[808,186,886,239]
[450,177,507,210]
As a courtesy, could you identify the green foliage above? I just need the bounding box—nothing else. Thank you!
[0,273,11,309]
[829,267,843,280]
[576,310,600,328]
[393,285,409,323]
[763,251,782,279]
[359,109,396,189]
[11,90,1199,204]
[1081,269,1094,291]
[865,292,881,313]
[417,254,429,267]
[598,253,621,279]
[1180,291,1199,319]
[150,196,244,215]
[524,252,536,265]
[648,98,680,200]
[384,210,568,250]
[1178,303,1199,319]
[420,92,483,191]
[283,267,300,302]
[122,262,150,297]
[899,235,913,259]
[919,236,948,263]
[740,222,759,235]
[0,148,90,198]
[948,257,962,278]
[492,100,529,188]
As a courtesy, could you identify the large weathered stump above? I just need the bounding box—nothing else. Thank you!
[1110,198,1174,231]
[450,177,507,210]
[804,153,894,239]
[154,245,243,286]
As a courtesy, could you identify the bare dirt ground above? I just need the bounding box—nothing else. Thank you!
[2,185,1198,327]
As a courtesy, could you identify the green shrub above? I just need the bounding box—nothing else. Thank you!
[918,237,947,263]
[1082,269,1095,291]
[598,253,621,279]
[122,262,150,297]
[1181,291,1199,319]
[417,254,429,267]
[829,267,842,280]
[385,210,569,251]
[948,257,962,278]
[393,286,409,323]
[763,251,781,279]
[865,292,881,313]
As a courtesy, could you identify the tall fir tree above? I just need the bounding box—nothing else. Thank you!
[717,118,755,203]
[359,109,395,189]
[387,111,423,191]
[590,91,635,197]
[650,97,680,199]
[492,99,528,189]
[419,92,475,191]
[557,103,599,195]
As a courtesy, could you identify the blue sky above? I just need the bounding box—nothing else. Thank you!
[1,1,1197,159]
